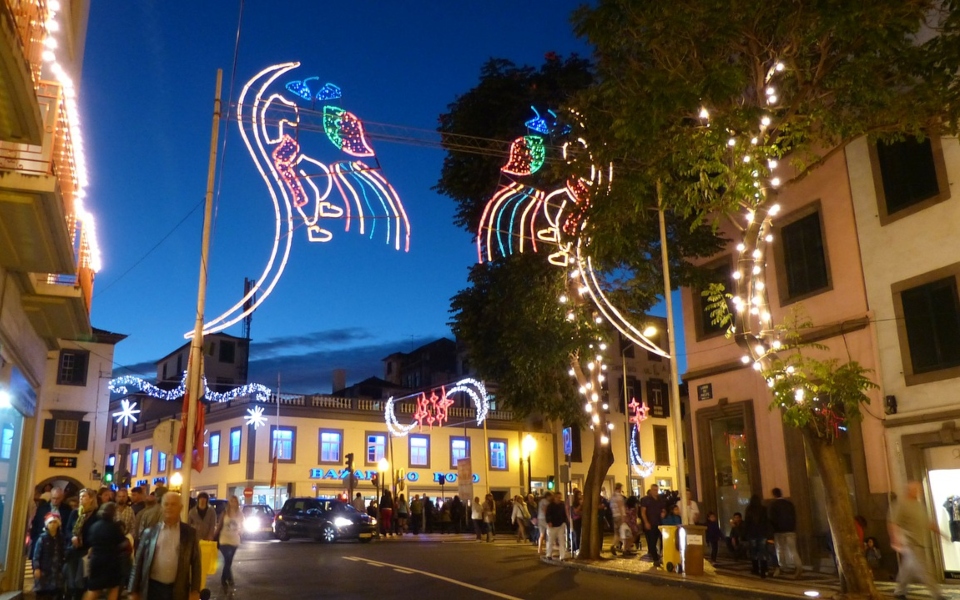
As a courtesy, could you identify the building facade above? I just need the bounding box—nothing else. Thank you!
[156,332,250,392]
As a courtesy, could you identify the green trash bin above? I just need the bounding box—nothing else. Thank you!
[659,525,681,572]
[680,525,706,576]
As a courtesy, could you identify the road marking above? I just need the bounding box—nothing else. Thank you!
[345,557,523,599]
[393,568,413,574]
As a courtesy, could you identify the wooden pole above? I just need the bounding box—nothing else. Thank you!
[181,69,223,520]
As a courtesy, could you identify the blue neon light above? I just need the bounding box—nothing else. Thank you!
[285,77,319,101]
[316,82,342,101]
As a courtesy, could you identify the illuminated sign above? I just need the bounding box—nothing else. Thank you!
[308,468,481,484]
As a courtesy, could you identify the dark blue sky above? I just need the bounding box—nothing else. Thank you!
[82,1,683,393]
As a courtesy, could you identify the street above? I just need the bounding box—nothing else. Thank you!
[205,535,745,600]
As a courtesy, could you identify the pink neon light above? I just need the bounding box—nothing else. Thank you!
[272,135,308,208]
[338,111,375,157]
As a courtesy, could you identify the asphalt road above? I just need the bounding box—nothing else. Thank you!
[204,535,747,600]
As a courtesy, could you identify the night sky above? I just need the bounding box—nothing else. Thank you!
[82,1,682,394]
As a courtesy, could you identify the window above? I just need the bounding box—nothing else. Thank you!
[143,447,152,475]
[174,455,182,469]
[0,425,13,460]
[409,435,429,467]
[646,331,663,362]
[53,420,79,451]
[366,433,386,464]
[894,270,960,384]
[157,452,166,473]
[489,439,507,471]
[209,432,220,466]
[56,350,89,386]
[647,379,670,418]
[229,427,241,463]
[219,340,236,364]
[653,426,670,465]
[131,450,139,477]
[694,260,734,339]
[41,417,90,453]
[872,134,950,224]
[776,206,830,301]
[319,430,342,464]
[619,376,637,413]
[450,437,470,468]
[270,426,296,462]
[111,422,118,442]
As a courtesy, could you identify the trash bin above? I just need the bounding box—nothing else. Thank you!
[659,525,681,572]
[679,525,706,576]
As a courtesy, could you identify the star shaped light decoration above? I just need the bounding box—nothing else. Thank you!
[112,399,140,426]
[244,405,267,429]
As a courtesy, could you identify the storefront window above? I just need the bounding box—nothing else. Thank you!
[925,445,960,577]
[709,415,752,531]
[0,400,25,569]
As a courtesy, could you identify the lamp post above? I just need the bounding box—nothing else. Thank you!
[522,434,536,494]
[169,471,183,494]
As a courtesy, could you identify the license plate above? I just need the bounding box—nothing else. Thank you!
[359,533,372,539]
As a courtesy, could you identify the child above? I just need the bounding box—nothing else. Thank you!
[662,504,682,525]
[32,513,64,600]
[865,536,882,569]
[705,511,722,562]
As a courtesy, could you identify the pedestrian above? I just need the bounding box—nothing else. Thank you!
[410,494,423,535]
[423,495,435,533]
[98,487,115,506]
[395,493,409,535]
[31,487,71,555]
[379,489,394,537]
[545,492,569,561]
[439,500,452,533]
[129,492,203,600]
[571,489,583,554]
[889,481,946,600]
[64,488,99,600]
[537,492,552,554]
[450,495,465,534]
[214,495,243,591]
[471,496,484,540]
[640,484,664,566]
[662,504,682,525]
[352,492,365,513]
[619,496,641,556]
[727,512,746,559]
[130,486,146,515]
[187,492,217,541]
[84,502,130,600]
[482,493,496,542]
[511,495,530,542]
[115,488,136,535]
[31,513,65,600]
[705,511,722,562]
[865,536,882,570]
[135,486,168,546]
[743,494,773,578]
[769,487,802,578]
[609,483,626,554]
[684,489,701,525]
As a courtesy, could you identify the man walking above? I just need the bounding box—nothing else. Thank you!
[31,487,71,553]
[187,492,217,541]
[352,492,365,513]
[130,492,203,600]
[769,487,802,578]
[640,484,664,566]
[890,481,946,600]
[545,492,569,561]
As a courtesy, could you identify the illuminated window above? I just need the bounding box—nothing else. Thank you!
[209,433,221,466]
[409,435,429,467]
[158,452,166,472]
[143,447,152,475]
[319,430,342,464]
[229,428,242,463]
[131,450,139,477]
[0,426,13,460]
[450,437,470,469]
[54,420,79,451]
[489,440,507,470]
[366,433,386,464]
[271,427,295,462]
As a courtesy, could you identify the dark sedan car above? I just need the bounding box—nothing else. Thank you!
[274,497,376,543]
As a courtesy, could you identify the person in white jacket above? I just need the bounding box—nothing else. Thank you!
[511,495,530,542]
[609,483,626,553]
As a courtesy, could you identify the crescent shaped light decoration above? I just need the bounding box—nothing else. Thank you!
[109,372,272,403]
[185,62,411,339]
[475,109,668,358]
[384,378,490,437]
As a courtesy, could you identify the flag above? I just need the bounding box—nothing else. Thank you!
[269,439,278,488]
[176,354,206,473]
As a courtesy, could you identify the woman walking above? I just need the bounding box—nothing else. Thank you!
[511,495,530,542]
[379,490,395,537]
[84,502,129,600]
[395,493,409,536]
[215,495,244,590]
[482,494,496,542]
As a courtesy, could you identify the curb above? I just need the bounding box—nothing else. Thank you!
[540,556,836,600]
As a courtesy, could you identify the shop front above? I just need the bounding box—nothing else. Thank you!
[925,445,960,579]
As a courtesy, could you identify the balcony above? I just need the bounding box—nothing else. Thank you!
[21,267,93,345]
[0,0,44,144]
[0,80,81,275]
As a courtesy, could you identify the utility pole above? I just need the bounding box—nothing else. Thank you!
[181,69,223,520]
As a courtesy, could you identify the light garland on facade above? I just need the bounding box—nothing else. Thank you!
[109,372,272,403]
[384,378,490,437]
[186,62,410,338]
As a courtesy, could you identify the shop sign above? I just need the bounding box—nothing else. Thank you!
[309,468,481,484]
[49,456,77,468]
[136,479,149,487]
[697,383,713,401]
[152,477,166,485]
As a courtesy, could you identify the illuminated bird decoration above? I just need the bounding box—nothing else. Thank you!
[476,108,667,358]
[186,62,410,338]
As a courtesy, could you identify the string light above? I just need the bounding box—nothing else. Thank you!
[109,373,272,403]
[383,378,490,437]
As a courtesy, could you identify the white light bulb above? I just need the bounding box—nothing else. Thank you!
[755,344,765,355]
[585,403,593,412]
[786,366,795,374]
[592,393,599,401]
[569,369,576,377]
[559,295,568,303]
[728,138,737,147]
[743,155,751,163]
[751,307,760,315]
[746,211,754,223]
[775,62,785,72]
[587,362,595,371]
[741,355,751,364]
[772,340,782,349]
[602,403,609,411]
[756,281,765,290]
[751,137,758,145]
[769,204,781,215]
[770,177,781,187]
[579,386,586,395]
[567,312,575,321]
[752,249,762,259]
[768,159,778,169]
[599,343,607,351]
[699,107,710,119]
[753,265,762,275]
[765,86,775,96]
[765,234,774,242]
[732,271,742,280]
[592,413,600,425]
[736,243,746,252]
[795,388,805,403]
[732,296,743,305]
[607,422,614,430]
[601,435,609,445]
[761,116,771,127]
[753,295,763,306]
[753,361,762,371]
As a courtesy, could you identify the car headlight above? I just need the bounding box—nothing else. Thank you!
[333,517,353,528]
[369,517,377,525]
[244,517,261,532]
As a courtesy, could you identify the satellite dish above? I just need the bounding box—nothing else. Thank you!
[152,419,180,456]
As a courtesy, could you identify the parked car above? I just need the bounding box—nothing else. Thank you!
[241,504,275,538]
[208,498,229,518]
[274,497,376,543]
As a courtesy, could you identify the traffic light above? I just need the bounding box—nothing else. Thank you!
[547,475,556,491]
[103,463,115,485]
[370,472,379,488]
[345,453,354,473]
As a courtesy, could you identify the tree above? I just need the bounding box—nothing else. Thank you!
[439,54,725,560]
[573,0,960,595]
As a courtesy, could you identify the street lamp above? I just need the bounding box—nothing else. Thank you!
[377,457,389,500]
[522,434,536,494]
[169,471,183,494]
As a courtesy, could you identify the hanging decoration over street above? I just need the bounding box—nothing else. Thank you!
[384,378,490,437]
[244,405,268,429]
[627,398,655,477]
[184,61,411,339]
[112,398,140,426]
[109,372,272,403]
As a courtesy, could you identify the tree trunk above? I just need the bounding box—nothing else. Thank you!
[577,429,614,560]
[802,427,879,600]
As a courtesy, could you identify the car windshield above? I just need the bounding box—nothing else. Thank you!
[317,499,355,513]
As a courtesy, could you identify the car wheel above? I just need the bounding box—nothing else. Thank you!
[275,523,290,541]
[321,524,336,543]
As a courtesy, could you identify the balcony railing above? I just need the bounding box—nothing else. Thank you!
[7,0,47,86]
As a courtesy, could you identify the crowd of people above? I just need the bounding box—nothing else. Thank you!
[28,484,243,600]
